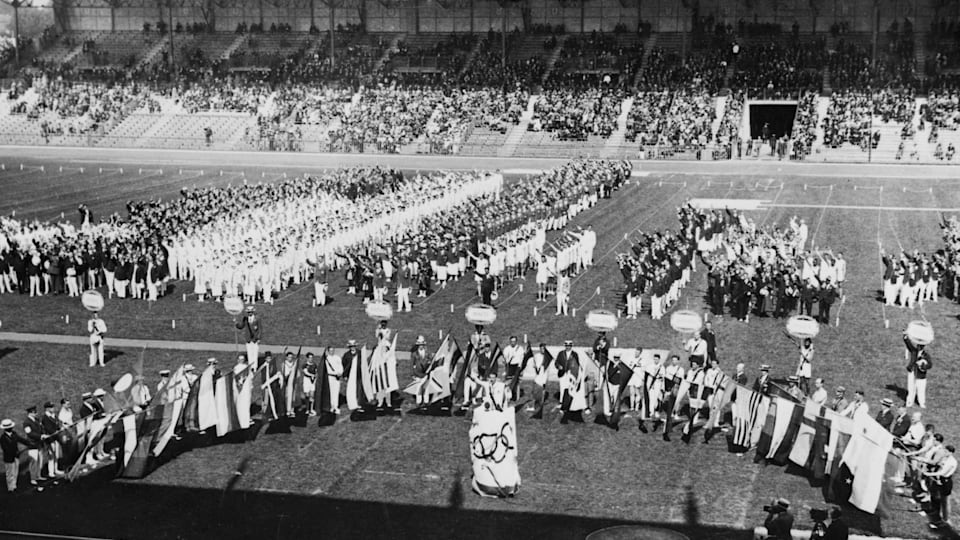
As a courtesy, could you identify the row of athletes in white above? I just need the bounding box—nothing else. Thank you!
[884,273,940,309]
[168,173,501,295]
[180,176,502,303]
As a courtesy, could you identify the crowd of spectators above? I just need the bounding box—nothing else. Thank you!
[549,31,642,86]
[924,87,960,131]
[639,48,724,94]
[459,37,546,89]
[625,91,670,146]
[731,40,826,98]
[789,91,819,160]
[529,87,624,140]
[822,91,876,150]
[715,90,744,151]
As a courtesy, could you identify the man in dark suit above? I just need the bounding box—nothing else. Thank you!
[2,419,35,492]
[875,398,895,431]
[753,364,771,395]
[763,498,794,540]
[700,321,718,365]
[40,401,63,478]
[554,340,578,380]
[824,507,849,540]
[890,405,911,437]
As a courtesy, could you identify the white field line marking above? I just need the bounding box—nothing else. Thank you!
[878,188,888,327]
[734,466,762,528]
[758,182,786,227]
[763,203,960,212]
[808,189,833,248]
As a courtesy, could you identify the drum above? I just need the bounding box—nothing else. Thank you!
[365,301,394,321]
[786,315,820,339]
[585,309,618,332]
[465,304,497,326]
[670,310,703,334]
[81,290,104,313]
[905,320,934,346]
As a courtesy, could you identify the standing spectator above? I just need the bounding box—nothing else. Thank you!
[875,398,895,431]
[925,444,956,529]
[1,419,34,493]
[823,507,849,540]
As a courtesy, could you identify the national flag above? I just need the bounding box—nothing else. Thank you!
[345,346,373,411]
[235,367,253,429]
[369,336,399,399]
[754,398,778,458]
[731,384,767,449]
[55,417,89,471]
[608,361,634,427]
[120,412,142,469]
[766,397,804,464]
[261,358,285,420]
[841,414,895,513]
[509,343,534,398]
[182,377,201,432]
[808,411,833,479]
[451,343,476,403]
[640,364,664,420]
[789,400,822,469]
[704,372,735,433]
[282,350,305,413]
[767,381,802,403]
[66,411,123,482]
[314,351,331,415]
[197,365,219,431]
[120,405,166,479]
[824,409,855,477]
[214,371,240,437]
[151,397,185,457]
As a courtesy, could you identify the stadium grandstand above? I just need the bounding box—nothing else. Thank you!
[0,0,955,162]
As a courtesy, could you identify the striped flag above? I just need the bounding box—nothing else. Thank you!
[703,371,735,433]
[261,359,285,420]
[764,397,803,464]
[640,364,664,420]
[824,409,855,477]
[151,397,185,457]
[345,346,373,411]
[731,384,768,450]
[369,335,399,399]
[215,371,241,437]
[404,335,463,405]
[119,405,166,479]
[788,400,823,469]
[235,367,253,429]
[808,411,833,479]
[66,411,123,482]
[197,365,218,431]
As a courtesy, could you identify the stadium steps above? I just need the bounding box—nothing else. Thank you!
[138,38,169,68]
[711,95,727,140]
[872,121,905,161]
[221,34,249,60]
[914,36,927,87]
[497,94,538,157]
[540,35,569,86]
[134,114,175,147]
[632,33,658,88]
[813,96,830,148]
[600,96,634,158]
[457,37,484,78]
[373,33,404,74]
[96,113,163,148]
[821,35,834,96]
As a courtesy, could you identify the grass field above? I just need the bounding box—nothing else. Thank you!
[1,150,960,539]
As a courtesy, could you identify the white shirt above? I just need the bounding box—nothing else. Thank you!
[326,354,343,377]
[503,344,524,366]
[811,387,828,405]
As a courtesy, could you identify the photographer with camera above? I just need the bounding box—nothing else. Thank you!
[763,498,794,540]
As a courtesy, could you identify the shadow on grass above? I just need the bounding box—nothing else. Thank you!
[0,347,19,361]
[0,465,753,540]
[102,349,125,364]
[885,383,908,402]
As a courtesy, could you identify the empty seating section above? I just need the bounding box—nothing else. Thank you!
[143,114,256,150]
[229,33,318,70]
[385,34,475,76]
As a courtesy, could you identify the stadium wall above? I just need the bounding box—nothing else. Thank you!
[55,0,946,35]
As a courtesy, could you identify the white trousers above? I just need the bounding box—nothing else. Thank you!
[89,336,104,367]
[556,293,568,315]
[246,342,260,365]
[314,282,327,306]
[906,371,927,408]
[5,460,18,491]
[328,376,341,410]
[397,286,411,312]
